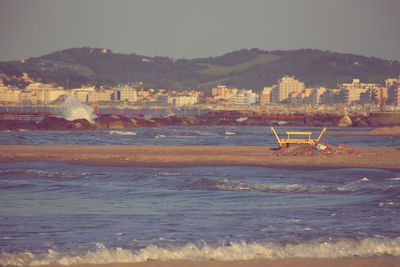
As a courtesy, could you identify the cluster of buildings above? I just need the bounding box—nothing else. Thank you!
[1,73,399,110]
[261,76,400,108]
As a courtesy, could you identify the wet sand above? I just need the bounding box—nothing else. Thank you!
[36,257,400,267]
[0,145,399,170]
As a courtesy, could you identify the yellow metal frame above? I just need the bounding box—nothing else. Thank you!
[270,127,327,148]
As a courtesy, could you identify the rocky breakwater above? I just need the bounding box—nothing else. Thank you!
[37,117,97,131]
[366,112,400,127]
[1,111,400,131]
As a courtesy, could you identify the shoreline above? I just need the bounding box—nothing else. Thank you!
[1,145,399,170]
[35,257,400,267]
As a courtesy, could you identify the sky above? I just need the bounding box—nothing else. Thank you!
[0,0,399,61]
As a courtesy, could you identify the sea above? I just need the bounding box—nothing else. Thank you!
[1,125,400,266]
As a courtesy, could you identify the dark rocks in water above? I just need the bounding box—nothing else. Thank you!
[336,115,353,127]
[37,117,97,131]
[367,112,400,127]
[0,120,38,131]
[152,115,200,126]
[95,114,137,129]
[132,116,160,127]
[352,117,370,127]
[2,110,399,131]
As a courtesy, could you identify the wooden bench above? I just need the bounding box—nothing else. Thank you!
[270,127,327,148]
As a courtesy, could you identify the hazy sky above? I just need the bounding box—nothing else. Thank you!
[0,0,399,61]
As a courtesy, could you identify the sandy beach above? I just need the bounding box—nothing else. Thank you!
[35,257,400,267]
[0,145,399,170]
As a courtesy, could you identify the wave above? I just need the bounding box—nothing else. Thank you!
[185,178,393,194]
[106,130,137,136]
[193,131,216,136]
[157,172,183,176]
[0,169,89,180]
[155,134,196,139]
[1,237,399,266]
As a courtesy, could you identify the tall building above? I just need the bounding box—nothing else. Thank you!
[397,76,400,107]
[211,85,229,99]
[277,76,305,102]
[261,87,273,105]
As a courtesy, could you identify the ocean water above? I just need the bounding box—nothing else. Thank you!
[0,126,400,266]
[0,126,399,147]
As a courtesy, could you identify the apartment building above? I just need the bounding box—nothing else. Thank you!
[340,79,382,104]
[0,80,21,103]
[117,85,138,102]
[23,82,67,104]
[261,87,274,105]
[277,76,305,102]
[211,85,230,99]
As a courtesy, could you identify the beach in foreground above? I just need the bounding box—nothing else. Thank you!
[36,257,400,267]
[1,145,399,170]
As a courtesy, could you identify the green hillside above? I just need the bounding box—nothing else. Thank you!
[0,47,399,91]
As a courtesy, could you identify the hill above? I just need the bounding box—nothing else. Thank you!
[1,47,399,90]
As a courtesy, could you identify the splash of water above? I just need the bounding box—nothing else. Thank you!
[1,237,400,266]
[60,95,97,123]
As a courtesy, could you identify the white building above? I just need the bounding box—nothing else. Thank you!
[23,82,67,103]
[277,76,305,102]
[228,89,258,105]
[72,86,95,103]
[0,80,21,103]
[170,95,198,107]
[117,85,138,102]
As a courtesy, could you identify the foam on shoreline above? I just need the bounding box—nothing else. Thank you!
[2,237,400,266]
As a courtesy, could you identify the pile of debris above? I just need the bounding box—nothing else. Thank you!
[275,142,360,157]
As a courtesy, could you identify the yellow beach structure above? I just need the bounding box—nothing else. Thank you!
[270,127,327,148]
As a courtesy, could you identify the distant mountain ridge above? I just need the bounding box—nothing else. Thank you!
[1,47,399,90]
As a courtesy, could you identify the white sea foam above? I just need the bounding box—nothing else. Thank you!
[106,130,137,136]
[1,238,400,266]
[154,134,196,139]
[0,169,89,180]
[194,131,215,136]
[210,179,357,194]
[60,95,97,123]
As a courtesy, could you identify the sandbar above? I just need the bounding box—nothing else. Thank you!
[0,145,399,170]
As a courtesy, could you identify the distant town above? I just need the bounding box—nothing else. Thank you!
[1,72,399,112]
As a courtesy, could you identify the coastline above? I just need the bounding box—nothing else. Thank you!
[1,145,399,170]
[35,257,400,267]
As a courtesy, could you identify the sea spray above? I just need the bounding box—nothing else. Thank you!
[1,238,400,266]
[60,95,97,123]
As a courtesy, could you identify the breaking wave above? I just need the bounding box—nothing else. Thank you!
[106,130,137,136]
[185,178,392,194]
[1,237,399,266]
[0,169,89,180]
[60,95,97,123]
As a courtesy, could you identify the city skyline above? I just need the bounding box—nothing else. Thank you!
[0,0,400,62]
